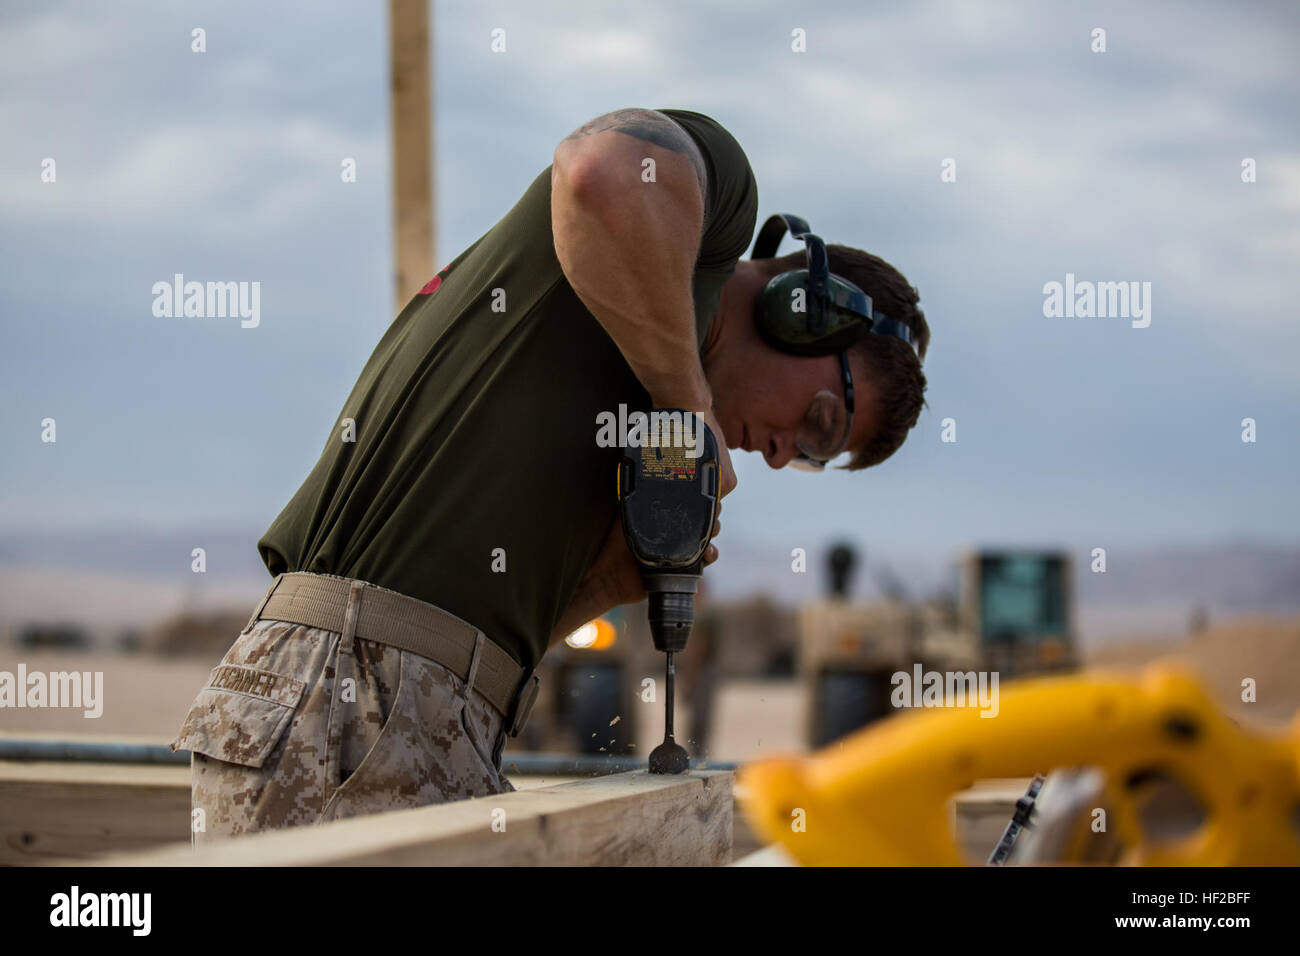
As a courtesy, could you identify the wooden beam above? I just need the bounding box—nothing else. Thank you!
[0,756,610,864]
[389,0,435,310]
[949,778,1030,863]
[4,749,1017,865]
[76,770,733,867]
[0,761,190,864]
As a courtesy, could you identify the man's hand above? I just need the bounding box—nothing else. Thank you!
[546,509,724,649]
[592,508,725,607]
[699,405,738,500]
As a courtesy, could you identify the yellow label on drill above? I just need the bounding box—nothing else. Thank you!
[641,442,696,480]
[639,418,697,481]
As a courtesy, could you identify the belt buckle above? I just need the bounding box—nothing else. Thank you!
[507,668,540,737]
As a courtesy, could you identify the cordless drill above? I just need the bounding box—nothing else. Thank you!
[616,408,721,774]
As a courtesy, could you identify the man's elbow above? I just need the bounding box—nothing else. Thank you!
[555,144,701,240]
[553,141,626,217]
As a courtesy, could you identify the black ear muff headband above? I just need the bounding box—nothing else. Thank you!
[750,213,916,357]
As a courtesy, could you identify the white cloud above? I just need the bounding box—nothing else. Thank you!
[2,0,1297,541]
[1,117,382,238]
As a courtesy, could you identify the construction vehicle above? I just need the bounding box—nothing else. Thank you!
[957,549,1075,678]
[740,663,1300,865]
[798,545,1075,746]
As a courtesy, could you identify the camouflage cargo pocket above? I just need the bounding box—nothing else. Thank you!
[172,663,306,768]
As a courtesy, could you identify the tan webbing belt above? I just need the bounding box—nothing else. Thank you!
[244,572,539,736]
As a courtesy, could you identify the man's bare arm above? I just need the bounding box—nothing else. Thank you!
[560,108,708,203]
[547,109,736,645]
[547,512,722,649]
[551,107,712,412]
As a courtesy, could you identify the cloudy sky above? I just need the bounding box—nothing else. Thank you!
[1,0,1297,600]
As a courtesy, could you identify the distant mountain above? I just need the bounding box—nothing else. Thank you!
[1075,542,1300,613]
[0,527,269,582]
[0,529,1295,644]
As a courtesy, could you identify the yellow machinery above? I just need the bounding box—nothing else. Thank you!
[739,664,1300,866]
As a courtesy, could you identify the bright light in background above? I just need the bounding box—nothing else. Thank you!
[565,622,597,648]
[564,618,616,650]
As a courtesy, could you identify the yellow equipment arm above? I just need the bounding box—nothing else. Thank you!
[738,665,1300,866]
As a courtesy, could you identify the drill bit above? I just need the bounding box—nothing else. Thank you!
[648,649,689,773]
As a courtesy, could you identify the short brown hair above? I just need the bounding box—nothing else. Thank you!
[758,245,929,470]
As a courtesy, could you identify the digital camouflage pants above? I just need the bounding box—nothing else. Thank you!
[170,616,515,843]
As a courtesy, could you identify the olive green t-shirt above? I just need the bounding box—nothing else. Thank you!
[258,109,758,669]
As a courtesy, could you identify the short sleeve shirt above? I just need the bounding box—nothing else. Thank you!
[258,109,759,668]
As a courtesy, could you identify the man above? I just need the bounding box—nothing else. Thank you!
[171,107,929,841]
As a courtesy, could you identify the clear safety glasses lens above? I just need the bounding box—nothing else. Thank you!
[795,389,850,462]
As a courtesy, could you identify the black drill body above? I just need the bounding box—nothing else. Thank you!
[617,410,720,774]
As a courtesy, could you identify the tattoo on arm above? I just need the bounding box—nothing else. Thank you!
[563,108,708,199]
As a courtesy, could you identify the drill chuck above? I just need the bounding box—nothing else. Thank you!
[644,573,700,653]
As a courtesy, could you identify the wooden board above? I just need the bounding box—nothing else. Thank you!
[950,778,1030,863]
[73,770,733,867]
[0,760,191,865]
[4,751,1013,866]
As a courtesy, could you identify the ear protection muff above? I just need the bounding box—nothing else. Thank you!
[750,213,916,357]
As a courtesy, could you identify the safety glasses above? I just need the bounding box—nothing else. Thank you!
[789,351,854,472]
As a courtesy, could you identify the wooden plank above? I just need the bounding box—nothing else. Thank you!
[5,743,1008,867]
[950,778,1027,863]
[0,761,191,864]
[0,761,645,861]
[0,763,656,862]
[74,770,732,867]
[3,752,1009,866]
[388,0,435,309]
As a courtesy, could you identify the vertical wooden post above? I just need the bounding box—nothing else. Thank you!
[388,0,434,311]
